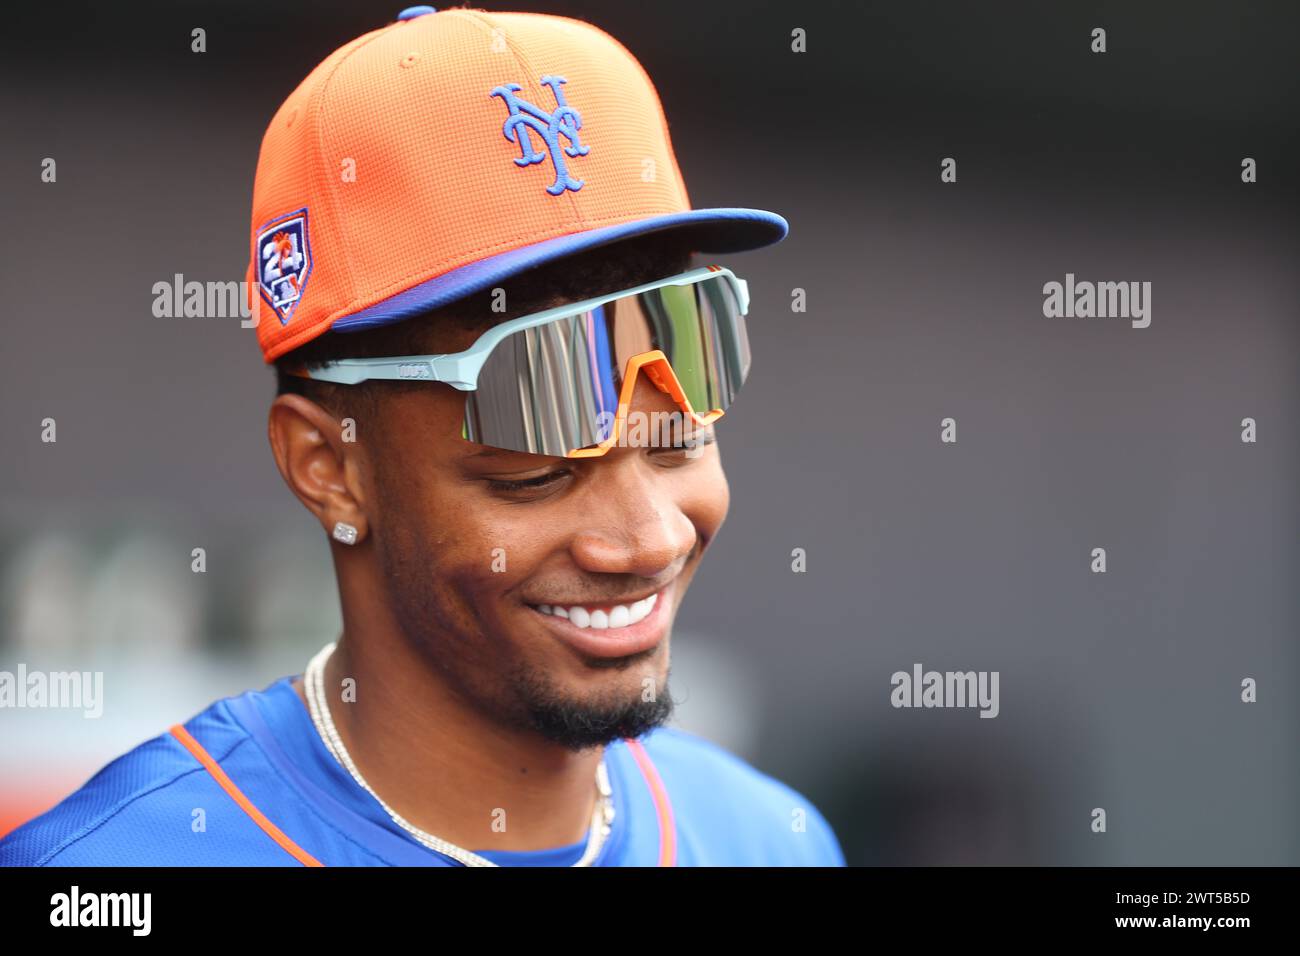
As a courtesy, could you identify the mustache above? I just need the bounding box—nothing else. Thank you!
[523,543,700,606]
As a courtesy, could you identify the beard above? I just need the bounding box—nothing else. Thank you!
[371,504,679,751]
[504,657,677,752]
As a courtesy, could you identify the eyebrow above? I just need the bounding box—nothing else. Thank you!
[461,426,716,461]
[462,446,560,462]
[463,448,515,459]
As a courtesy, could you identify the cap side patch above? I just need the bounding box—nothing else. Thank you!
[256,208,313,325]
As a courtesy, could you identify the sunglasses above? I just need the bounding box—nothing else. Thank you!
[292,265,752,458]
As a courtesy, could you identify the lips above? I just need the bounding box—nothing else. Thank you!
[526,586,671,659]
[535,592,658,630]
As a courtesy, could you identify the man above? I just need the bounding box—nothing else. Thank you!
[0,6,844,866]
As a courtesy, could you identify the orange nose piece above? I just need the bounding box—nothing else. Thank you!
[566,349,724,458]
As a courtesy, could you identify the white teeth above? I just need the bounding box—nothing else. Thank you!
[535,591,658,630]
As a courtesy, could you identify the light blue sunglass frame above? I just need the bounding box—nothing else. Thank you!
[297,265,751,390]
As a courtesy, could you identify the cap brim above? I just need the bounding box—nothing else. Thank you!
[330,207,786,333]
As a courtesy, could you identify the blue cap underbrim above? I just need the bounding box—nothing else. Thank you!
[330,207,786,333]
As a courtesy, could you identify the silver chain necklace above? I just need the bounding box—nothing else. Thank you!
[302,641,614,867]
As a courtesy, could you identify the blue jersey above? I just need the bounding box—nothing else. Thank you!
[1,675,845,866]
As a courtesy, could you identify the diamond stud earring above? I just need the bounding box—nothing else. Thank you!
[331,521,359,546]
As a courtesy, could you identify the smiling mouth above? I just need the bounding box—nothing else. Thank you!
[528,592,660,630]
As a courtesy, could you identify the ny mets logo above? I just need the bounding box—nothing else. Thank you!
[490,76,590,196]
[256,209,312,324]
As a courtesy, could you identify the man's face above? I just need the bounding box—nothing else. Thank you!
[357,322,730,752]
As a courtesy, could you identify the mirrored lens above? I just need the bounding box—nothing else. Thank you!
[463,274,749,456]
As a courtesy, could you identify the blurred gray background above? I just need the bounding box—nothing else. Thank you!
[1,0,1297,864]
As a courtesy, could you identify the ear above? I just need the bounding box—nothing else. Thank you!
[268,393,370,545]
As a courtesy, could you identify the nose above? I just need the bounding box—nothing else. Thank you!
[568,377,699,578]
[568,474,698,578]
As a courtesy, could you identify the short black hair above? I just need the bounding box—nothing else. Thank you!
[274,233,696,418]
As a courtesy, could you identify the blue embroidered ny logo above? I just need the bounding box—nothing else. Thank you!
[490,75,590,196]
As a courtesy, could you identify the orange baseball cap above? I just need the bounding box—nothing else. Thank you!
[247,5,787,364]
